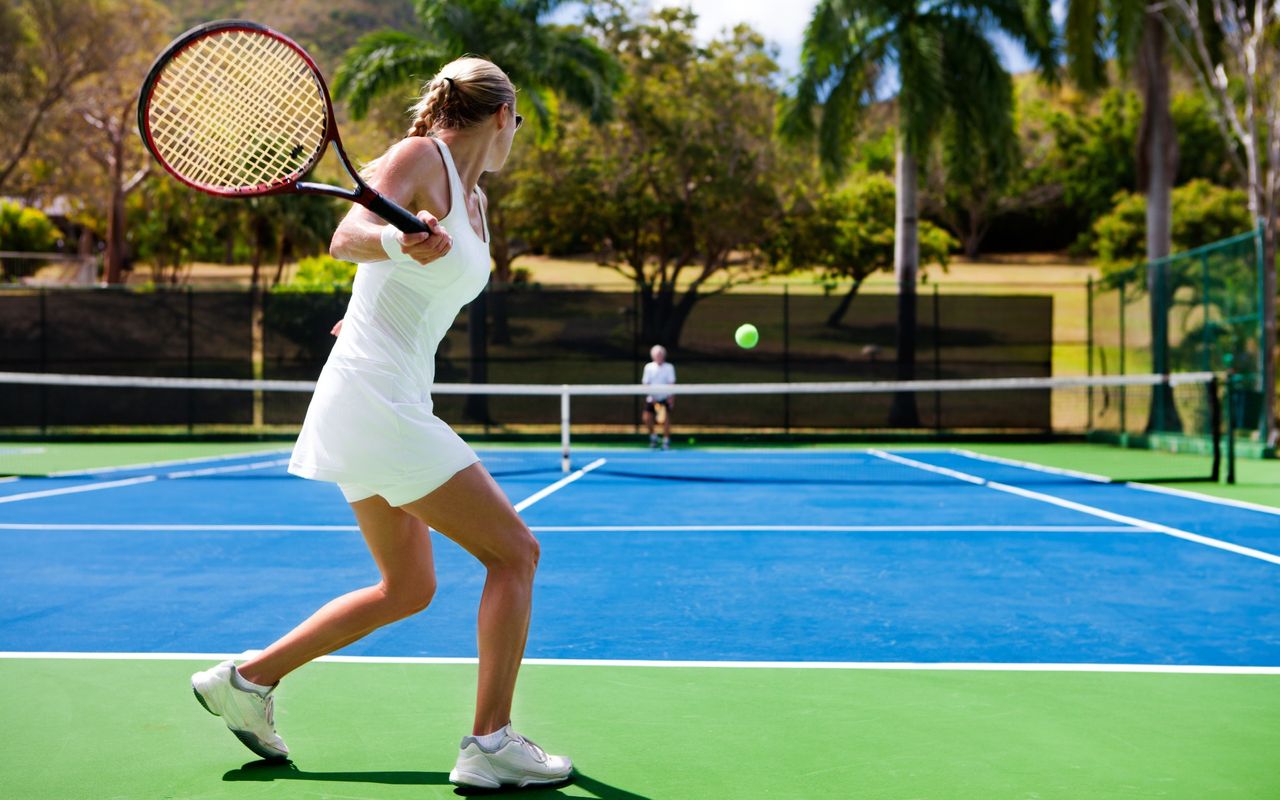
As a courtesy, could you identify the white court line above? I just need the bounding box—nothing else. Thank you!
[0,523,1144,533]
[0,476,18,484]
[529,525,1144,533]
[513,458,606,512]
[949,449,1112,483]
[870,450,1280,567]
[0,476,157,504]
[0,524,360,531]
[47,447,293,477]
[950,448,1280,516]
[0,651,1275,674]
[0,458,293,505]
[1123,481,1280,516]
[166,458,291,479]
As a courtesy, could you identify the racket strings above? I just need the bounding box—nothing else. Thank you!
[172,34,322,183]
[146,29,328,192]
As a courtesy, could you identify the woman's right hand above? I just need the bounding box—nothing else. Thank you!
[397,211,452,265]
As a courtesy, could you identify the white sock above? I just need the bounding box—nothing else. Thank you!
[231,666,272,696]
[473,724,511,750]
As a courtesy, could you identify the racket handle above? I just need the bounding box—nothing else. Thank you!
[365,191,433,234]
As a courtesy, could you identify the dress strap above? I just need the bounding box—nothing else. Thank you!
[431,137,488,243]
[430,137,467,215]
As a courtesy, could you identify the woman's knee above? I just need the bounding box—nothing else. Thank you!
[381,573,437,617]
[487,523,540,575]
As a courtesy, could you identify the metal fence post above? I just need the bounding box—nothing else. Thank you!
[783,284,790,434]
[1087,276,1094,424]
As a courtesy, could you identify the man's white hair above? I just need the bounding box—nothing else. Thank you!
[650,345,666,358]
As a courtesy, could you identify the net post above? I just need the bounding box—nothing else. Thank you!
[783,284,790,434]
[560,386,571,473]
[932,284,941,432]
[38,287,48,435]
[187,286,195,435]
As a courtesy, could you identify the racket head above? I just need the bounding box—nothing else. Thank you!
[655,402,668,424]
[138,20,335,198]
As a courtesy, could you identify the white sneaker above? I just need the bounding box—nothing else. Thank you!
[191,660,289,760]
[449,725,573,789]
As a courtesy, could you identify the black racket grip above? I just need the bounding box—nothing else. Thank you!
[365,191,433,234]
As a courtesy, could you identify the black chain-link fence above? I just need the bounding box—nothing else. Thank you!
[1,285,1051,432]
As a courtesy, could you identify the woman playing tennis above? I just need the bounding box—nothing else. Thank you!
[190,57,572,790]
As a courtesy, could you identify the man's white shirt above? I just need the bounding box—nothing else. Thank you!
[642,361,676,402]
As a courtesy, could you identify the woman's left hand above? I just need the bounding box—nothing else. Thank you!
[331,319,344,337]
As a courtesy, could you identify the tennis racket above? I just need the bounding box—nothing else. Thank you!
[138,19,430,234]
[655,402,668,425]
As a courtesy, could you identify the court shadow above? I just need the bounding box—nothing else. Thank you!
[223,759,450,786]
[224,761,650,799]
[452,771,651,799]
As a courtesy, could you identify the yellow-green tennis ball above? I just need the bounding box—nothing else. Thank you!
[735,323,759,349]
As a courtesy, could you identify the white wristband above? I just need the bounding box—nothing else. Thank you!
[380,224,412,263]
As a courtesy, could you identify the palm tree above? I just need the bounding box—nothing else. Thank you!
[781,0,1055,425]
[334,0,619,421]
[1066,0,1180,431]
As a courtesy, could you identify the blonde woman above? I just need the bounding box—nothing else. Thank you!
[189,58,572,790]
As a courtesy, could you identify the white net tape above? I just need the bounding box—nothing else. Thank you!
[146,29,328,192]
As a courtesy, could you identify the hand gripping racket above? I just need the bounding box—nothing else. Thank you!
[138,19,430,234]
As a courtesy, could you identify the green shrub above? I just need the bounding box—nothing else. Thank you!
[275,254,357,292]
[0,200,63,252]
[1092,179,1253,271]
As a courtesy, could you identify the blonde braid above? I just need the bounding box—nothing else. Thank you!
[407,77,452,137]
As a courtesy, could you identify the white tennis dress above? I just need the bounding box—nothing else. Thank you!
[289,138,489,506]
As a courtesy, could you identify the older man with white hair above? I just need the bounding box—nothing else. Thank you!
[641,344,676,450]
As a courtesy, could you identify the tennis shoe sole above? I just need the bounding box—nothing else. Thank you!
[191,661,289,761]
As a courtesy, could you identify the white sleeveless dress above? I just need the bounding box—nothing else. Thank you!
[288,138,490,506]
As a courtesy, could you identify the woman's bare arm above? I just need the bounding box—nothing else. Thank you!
[329,138,453,265]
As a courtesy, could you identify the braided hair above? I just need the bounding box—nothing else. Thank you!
[406,57,516,137]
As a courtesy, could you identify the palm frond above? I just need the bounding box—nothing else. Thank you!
[1105,0,1146,77]
[334,31,449,119]
[941,0,1057,79]
[817,63,873,178]
[938,15,1017,185]
[897,23,947,155]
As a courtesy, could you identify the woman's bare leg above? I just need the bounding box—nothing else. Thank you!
[237,499,436,686]
[399,462,539,736]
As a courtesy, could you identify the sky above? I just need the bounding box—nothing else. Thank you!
[613,0,1071,86]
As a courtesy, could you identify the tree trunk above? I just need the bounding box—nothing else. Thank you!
[250,220,264,292]
[890,138,921,427]
[272,234,289,288]
[826,275,868,328]
[1138,12,1182,433]
[638,281,693,350]
[103,136,126,285]
[1262,217,1277,447]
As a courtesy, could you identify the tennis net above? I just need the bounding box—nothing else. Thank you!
[0,370,1225,482]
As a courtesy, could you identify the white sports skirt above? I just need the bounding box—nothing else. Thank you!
[288,355,478,506]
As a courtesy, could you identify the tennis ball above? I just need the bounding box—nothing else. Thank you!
[735,323,759,349]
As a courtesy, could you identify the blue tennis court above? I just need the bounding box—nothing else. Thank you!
[3,446,1277,667]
